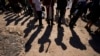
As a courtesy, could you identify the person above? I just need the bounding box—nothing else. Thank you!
[69,0,78,18]
[8,0,21,15]
[85,0,100,31]
[0,0,6,13]
[42,0,56,26]
[32,0,43,27]
[24,0,33,16]
[69,0,87,28]
[18,0,26,12]
[57,0,68,27]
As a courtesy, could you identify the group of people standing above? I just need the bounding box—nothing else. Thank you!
[0,0,100,31]
[69,0,100,31]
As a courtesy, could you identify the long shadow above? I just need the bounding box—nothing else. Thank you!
[69,28,86,50]
[5,15,19,26]
[25,27,43,52]
[4,13,14,18]
[55,27,67,50]
[4,14,16,19]
[87,29,100,53]
[21,16,31,25]
[38,25,53,53]
[14,15,25,25]
[4,11,12,15]
[24,18,38,38]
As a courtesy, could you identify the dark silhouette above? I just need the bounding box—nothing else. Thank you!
[5,15,19,26]
[32,0,43,27]
[0,0,6,13]
[85,24,100,53]
[56,0,68,27]
[8,0,21,14]
[55,27,67,50]
[69,28,86,50]
[85,0,100,32]
[69,0,78,18]
[38,25,53,53]
[25,27,43,52]
[69,0,87,28]
[95,27,100,36]
[14,15,25,25]
[24,18,38,38]
[89,32,100,53]
[21,16,31,25]
[22,0,33,16]
[42,0,55,26]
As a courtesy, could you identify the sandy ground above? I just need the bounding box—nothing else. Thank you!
[0,5,100,56]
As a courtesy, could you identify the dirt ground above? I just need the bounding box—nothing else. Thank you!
[0,6,100,56]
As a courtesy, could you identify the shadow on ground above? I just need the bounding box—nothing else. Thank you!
[88,30,100,53]
[55,27,67,50]
[38,25,53,53]
[69,28,87,50]
[25,27,43,52]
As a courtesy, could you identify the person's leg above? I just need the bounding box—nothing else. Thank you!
[55,4,60,23]
[58,10,62,27]
[46,6,50,25]
[69,8,81,28]
[58,9,66,27]
[51,6,54,25]
[28,6,33,16]
[71,2,85,27]
[37,11,43,26]
[69,4,76,18]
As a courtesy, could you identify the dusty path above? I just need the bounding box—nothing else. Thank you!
[0,7,100,56]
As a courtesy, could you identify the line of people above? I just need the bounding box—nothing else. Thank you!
[0,0,100,31]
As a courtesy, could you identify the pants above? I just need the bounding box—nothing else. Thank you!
[69,2,86,27]
[58,9,66,26]
[37,11,42,25]
[46,6,54,24]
